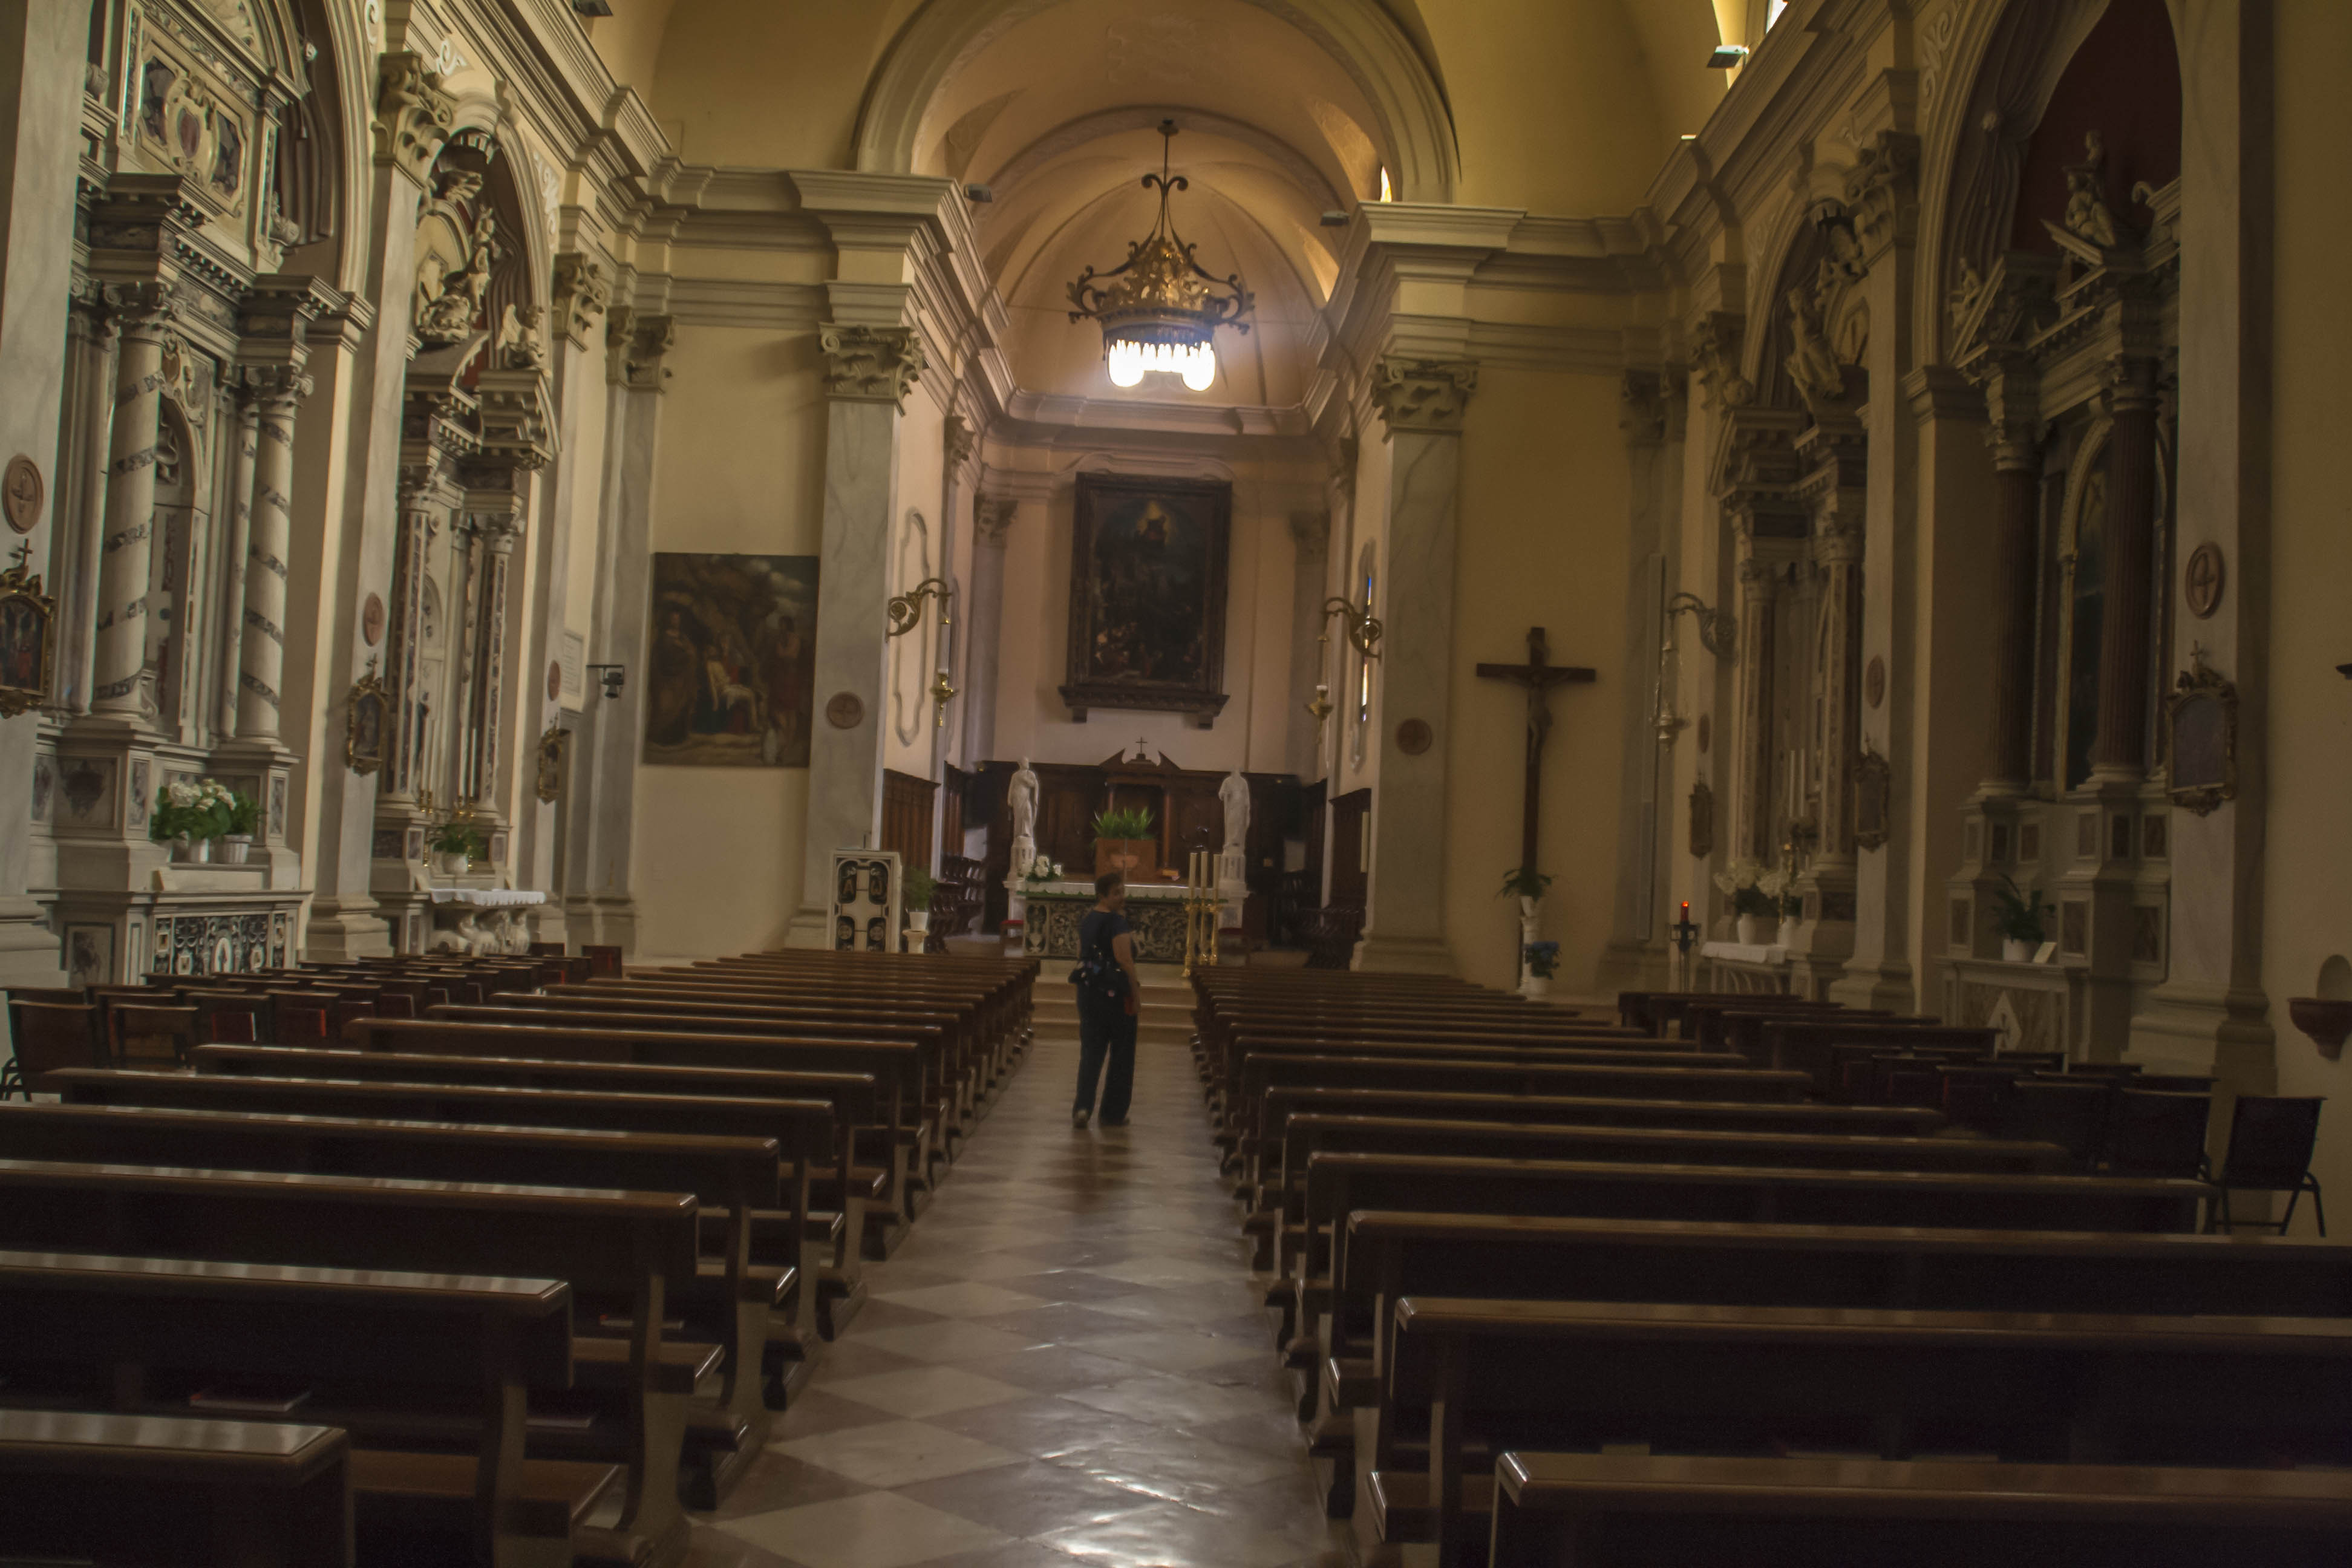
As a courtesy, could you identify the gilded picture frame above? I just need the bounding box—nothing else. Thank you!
[2166,658,2237,816]
[345,660,391,776]
[0,553,59,719]
[535,723,569,803]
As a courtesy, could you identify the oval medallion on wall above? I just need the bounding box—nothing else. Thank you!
[361,592,386,647]
[2184,541,2226,619]
[1696,714,1711,753]
[1865,655,1886,710]
[2,456,43,534]
[546,659,563,701]
[1394,717,1433,756]
[826,691,865,730]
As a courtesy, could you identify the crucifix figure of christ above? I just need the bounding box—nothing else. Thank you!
[1475,626,1597,874]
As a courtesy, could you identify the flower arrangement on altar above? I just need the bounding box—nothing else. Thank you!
[149,778,244,844]
[1522,939,1561,979]
[1016,854,1064,890]
[1711,858,1780,920]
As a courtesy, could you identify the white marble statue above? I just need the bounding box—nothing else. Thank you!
[1219,768,1250,853]
[1008,756,1040,872]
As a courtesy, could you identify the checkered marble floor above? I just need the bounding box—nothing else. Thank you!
[684,1013,1353,1568]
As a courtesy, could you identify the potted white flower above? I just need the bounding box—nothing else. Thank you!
[149,779,238,863]
[218,789,262,864]
[1711,858,1777,946]
[1759,867,1800,948]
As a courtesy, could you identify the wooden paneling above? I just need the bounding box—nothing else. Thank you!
[1328,787,1371,909]
[940,763,969,858]
[881,769,936,871]
[1300,779,1329,901]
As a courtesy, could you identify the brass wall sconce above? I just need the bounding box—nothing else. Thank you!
[1650,591,1736,745]
[1304,595,1382,722]
[887,576,958,728]
[586,664,626,699]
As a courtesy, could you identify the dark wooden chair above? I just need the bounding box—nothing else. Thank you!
[528,941,567,957]
[266,990,335,1046]
[2209,1094,2327,1236]
[2102,1088,2213,1179]
[1298,906,1365,970]
[2,1001,105,1097]
[584,944,624,978]
[184,991,268,1045]
[106,1003,199,1068]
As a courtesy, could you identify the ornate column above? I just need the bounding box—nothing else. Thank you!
[785,324,924,946]
[217,386,263,731]
[89,284,174,719]
[61,291,120,713]
[460,507,520,806]
[958,492,1015,770]
[232,369,311,740]
[2089,353,2164,777]
[562,309,675,955]
[1730,552,1779,864]
[1978,359,2043,792]
[1797,414,1869,996]
[1352,356,1475,973]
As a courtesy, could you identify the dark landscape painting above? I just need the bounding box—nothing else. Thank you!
[1062,472,1230,720]
[644,553,820,766]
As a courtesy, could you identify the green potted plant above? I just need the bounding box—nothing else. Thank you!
[149,779,235,863]
[1991,875,2048,963]
[1498,865,1553,916]
[1090,806,1158,882]
[428,818,487,878]
[218,789,263,865]
[1711,858,1777,946]
[903,866,936,948]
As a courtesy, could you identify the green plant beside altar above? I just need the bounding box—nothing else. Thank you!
[1091,806,1158,881]
[1991,874,2048,962]
[428,819,488,869]
[150,778,256,863]
[1713,857,1782,944]
[904,867,936,912]
[1498,866,1554,904]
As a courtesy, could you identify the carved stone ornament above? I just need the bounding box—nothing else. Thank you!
[943,413,977,469]
[825,691,866,730]
[2056,132,2134,252]
[0,547,60,719]
[495,303,548,372]
[373,53,456,180]
[819,324,926,408]
[1371,358,1477,433]
[1,456,42,534]
[1865,655,1886,710]
[1690,312,1753,410]
[1852,743,1892,851]
[345,656,392,775]
[609,311,677,391]
[1687,779,1714,860]
[535,722,569,803]
[2184,541,2226,619]
[973,494,1017,545]
[361,592,385,647]
[550,253,609,346]
[2166,653,2238,817]
[1394,717,1433,756]
[1843,132,1919,260]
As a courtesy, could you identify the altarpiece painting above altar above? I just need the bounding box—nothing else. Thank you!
[645,554,820,767]
[1060,473,1230,727]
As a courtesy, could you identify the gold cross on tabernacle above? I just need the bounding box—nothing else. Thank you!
[1474,626,1596,873]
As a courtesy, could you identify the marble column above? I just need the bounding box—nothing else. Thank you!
[90,285,174,718]
[958,493,1014,770]
[217,387,263,732]
[463,523,517,805]
[1981,377,2042,791]
[1730,550,1778,864]
[563,310,674,955]
[0,0,90,985]
[786,324,923,947]
[2089,359,2163,777]
[234,370,310,740]
[1353,357,1475,973]
[382,476,443,802]
[60,295,119,713]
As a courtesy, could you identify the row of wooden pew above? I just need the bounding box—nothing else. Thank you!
[0,946,1036,1566]
[1196,970,2351,1567]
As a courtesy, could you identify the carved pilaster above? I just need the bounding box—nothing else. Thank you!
[1370,358,1477,433]
[606,311,676,392]
[371,53,456,183]
[972,494,1016,547]
[1690,312,1753,411]
[818,324,925,408]
[549,253,609,348]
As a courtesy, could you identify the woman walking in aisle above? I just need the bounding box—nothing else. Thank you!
[1071,871,1142,1129]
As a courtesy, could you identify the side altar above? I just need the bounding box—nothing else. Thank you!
[1018,881,1189,964]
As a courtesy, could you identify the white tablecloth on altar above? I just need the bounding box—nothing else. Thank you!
[427,887,547,907]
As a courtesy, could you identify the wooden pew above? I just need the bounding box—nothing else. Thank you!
[0,1099,792,1509]
[0,1158,704,1567]
[0,1252,606,1567]
[0,1408,354,1567]
[1486,1451,2352,1568]
[1387,1296,2352,1565]
[346,1018,931,1248]
[175,1045,883,1324]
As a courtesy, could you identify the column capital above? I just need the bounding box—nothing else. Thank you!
[1289,508,1331,561]
[943,413,978,470]
[1814,526,1866,568]
[606,309,676,391]
[1844,131,1919,264]
[973,494,1017,546]
[373,53,457,184]
[1618,368,1683,447]
[1690,311,1753,411]
[233,363,313,411]
[1371,356,1477,433]
[550,253,610,348]
[96,279,176,340]
[819,323,926,408]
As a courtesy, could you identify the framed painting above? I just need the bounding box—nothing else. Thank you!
[644,554,820,766]
[1060,472,1230,727]
[2166,658,2237,816]
[0,551,57,718]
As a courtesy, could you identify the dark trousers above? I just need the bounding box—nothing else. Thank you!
[1073,991,1137,1120]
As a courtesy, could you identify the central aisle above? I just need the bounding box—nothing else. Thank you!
[690,999,1353,1568]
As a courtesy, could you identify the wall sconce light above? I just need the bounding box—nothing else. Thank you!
[1304,595,1382,722]
[1707,44,1751,68]
[887,577,958,728]
[587,664,626,700]
[1650,592,1736,746]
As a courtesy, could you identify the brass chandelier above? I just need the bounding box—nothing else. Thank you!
[1067,120,1253,392]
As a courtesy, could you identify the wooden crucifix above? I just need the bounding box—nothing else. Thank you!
[1475,626,1596,873]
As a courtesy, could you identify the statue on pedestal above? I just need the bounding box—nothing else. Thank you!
[1008,756,1040,877]
[1218,767,1249,853]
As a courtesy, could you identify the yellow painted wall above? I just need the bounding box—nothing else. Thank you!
[1445,368,1631,991]
[2261,0,2352,1230]
[629,324,828,958]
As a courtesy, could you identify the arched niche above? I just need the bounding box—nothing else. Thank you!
[853,0,1460,203]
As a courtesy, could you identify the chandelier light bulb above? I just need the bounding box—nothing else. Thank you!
[1182,344,1217,391]
[1106,340,1145,387]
